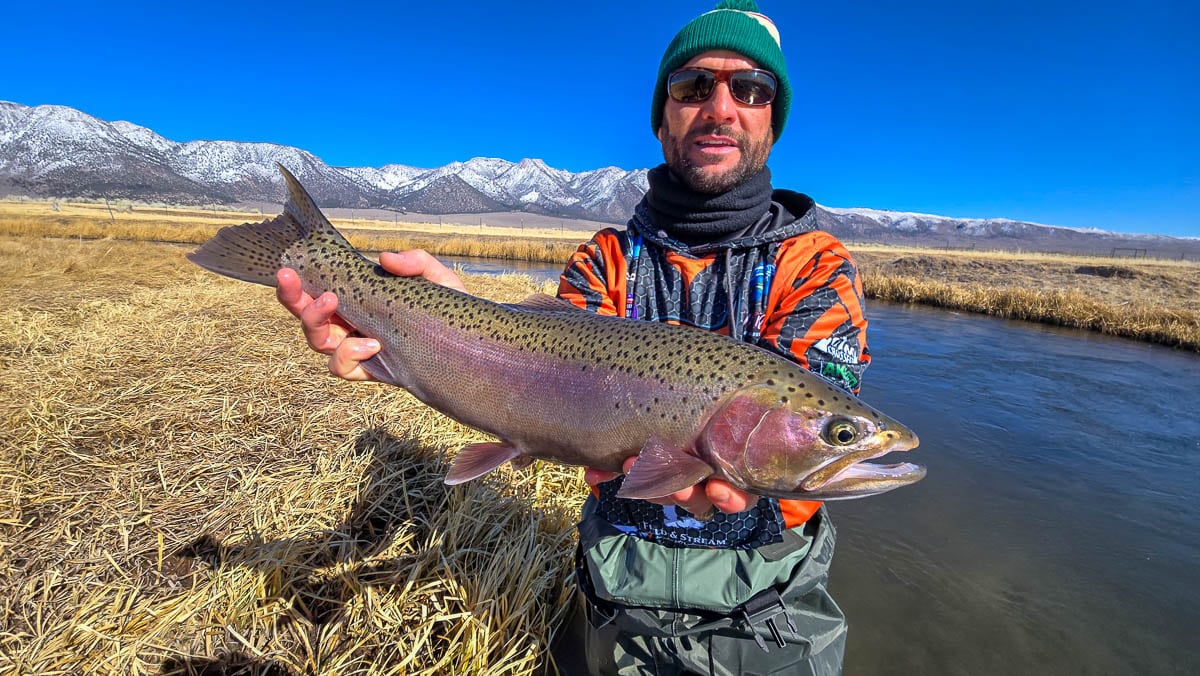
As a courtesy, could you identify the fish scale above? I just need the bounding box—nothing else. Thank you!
[187,165,925,501]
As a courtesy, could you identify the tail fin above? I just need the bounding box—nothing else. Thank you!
[185,211,305,286]
[186,164,351,286]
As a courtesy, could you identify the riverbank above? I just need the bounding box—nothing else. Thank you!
[853,247,1199,351]
[2,197,1197,351]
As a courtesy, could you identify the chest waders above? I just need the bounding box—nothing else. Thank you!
[558,501,846,676]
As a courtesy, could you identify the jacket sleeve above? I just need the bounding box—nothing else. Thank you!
[762,232,871,394]
[556,228,627,317]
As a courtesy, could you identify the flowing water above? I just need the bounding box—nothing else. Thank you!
[831,303,1200,675]
[442,254,566,282]
[459,259,1199,673]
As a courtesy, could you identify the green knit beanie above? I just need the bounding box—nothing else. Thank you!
[651,0,791,140]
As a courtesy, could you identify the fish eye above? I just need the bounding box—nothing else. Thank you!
[824,419,859,446]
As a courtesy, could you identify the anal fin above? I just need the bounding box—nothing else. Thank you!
[444,442,524,485]
[616,436,714,500]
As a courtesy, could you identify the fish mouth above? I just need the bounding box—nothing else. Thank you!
[811,459,927,498]
[799,431,924,498]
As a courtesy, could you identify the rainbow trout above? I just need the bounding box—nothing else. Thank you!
[188,165,924,501]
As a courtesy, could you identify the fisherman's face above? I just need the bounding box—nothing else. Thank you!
[658,50,775,194]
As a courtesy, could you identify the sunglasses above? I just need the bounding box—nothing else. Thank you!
[666,67,778,106]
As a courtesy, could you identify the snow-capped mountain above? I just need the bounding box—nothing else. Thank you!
[0,100,1195,255]
[810,205,1198,255]
[0,101,649,221]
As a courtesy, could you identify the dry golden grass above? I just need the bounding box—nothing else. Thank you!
[852,249,1200,350]
[0,200,586,263]
[1,236,583,675]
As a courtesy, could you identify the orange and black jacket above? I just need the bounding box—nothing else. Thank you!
[557,189,871,548]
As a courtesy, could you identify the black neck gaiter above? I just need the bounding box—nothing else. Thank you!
[643,164,774,246]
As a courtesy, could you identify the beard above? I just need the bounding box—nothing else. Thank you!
[659,122,773,194]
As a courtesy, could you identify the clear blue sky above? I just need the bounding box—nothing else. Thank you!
[4,1,1196,237]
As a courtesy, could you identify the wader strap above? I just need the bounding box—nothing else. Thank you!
[736,587,798,652]
[574,542,619,629]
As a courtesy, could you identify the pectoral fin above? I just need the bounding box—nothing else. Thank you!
[616,437,714,500]
[361,352,405,387]
[444,442,524,485]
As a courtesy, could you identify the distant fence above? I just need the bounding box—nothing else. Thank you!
[1110,247,1147,259]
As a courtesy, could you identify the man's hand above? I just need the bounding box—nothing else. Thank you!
[275,250,466,381]
[584,458,759,517]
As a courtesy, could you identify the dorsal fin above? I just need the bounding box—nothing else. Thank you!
[506,294,587,313]
[277,164,353,247]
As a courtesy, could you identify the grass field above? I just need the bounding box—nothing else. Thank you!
[0,200,585,263]
[1,236,582,674]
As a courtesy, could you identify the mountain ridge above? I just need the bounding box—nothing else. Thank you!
[1,100,1195,256]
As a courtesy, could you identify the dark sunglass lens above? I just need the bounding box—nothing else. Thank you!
[730,71,777,105]
[668,69,716,103]
[729,70,777,105]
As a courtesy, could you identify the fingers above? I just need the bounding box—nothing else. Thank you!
[584,456,635,487]
[327,336,382,381]
[655,481,757,518]
[279,250,461,362]
[379,250,467,292]
[583,468,620,487]
[276,268,311,318]
[279,268,351,354]
[656,484,715,519]
[704,479,758,514]
[599,457,757,517]
[298,292,349,353]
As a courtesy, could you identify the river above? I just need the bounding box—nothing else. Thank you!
[440,254,568,282]
[832,303,1199,675]
[453,257,1199,674]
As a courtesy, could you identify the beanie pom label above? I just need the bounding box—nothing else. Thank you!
[715,0,760,11]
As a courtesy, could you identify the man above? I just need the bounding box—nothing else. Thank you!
[278,2,868,673]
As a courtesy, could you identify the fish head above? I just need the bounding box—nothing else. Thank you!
[700,376,924,500]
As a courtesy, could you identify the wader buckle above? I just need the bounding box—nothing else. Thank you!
[737,588,796,653]
[584,594,620,629]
